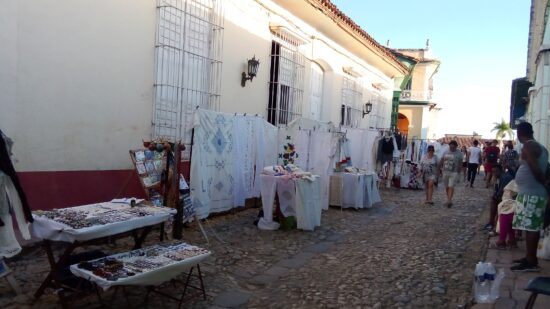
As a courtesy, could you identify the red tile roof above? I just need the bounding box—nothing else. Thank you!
[308,0,408,73]
[437,137,512,148]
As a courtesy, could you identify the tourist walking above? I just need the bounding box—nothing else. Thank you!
[483,140,500,188]
[420,145,438,205]
[466,140,482,188]
[439,140,463,207]
[511,122,549,272]
[501,141,519,174]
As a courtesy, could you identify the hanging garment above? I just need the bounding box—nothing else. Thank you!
[232,115,255,207]
[309,132,337,210]
[342,173,359,208]
[380,137,394,164]
[262,121,279,167]
[364,130,379,173]
[294,130,311,170]
[392,135,400,158]
[295,178,321,231]
[191,109,236,219]
[365,174,382,207]
[346,128,366,169]
[1,172,31,258]
[0,130,33,225]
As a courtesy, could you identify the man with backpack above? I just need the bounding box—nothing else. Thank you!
[484,140,500,188]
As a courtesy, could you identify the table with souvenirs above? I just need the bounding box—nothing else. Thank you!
[259,165,322,231]
[329,167,382,209]
[31,200,180,302]
[70,242,211,307]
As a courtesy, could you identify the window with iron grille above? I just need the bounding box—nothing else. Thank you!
[267,36,305,126]
[370,93,390,129]
[341,77,362,127]
[152,0,223,157]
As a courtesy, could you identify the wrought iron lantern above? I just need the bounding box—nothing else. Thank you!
[241,56,260,87]
[362,101,373,118]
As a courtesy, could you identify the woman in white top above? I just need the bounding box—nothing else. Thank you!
[419,145,438,205]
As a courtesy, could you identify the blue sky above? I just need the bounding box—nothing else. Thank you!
[331,0,531,138]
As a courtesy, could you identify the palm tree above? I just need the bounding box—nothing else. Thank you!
[491,119,515,141]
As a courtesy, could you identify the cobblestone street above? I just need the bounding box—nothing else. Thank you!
[1,182,490,308]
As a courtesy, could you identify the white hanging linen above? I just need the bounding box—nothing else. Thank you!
[232,116,248,207]
[342,173,359,208]
[252,119,276,197]
[295,130,311,170]
[1,172,31,258]
[260,175,278,222]
[295,178,322,231]
[309,132,337,210]
[191,109,236,219]
[345,128,365,168]
[364,130,379,173]
[262,121,279,168]
[365,174,382,207]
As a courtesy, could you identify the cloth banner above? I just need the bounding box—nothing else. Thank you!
[191,109,236,219]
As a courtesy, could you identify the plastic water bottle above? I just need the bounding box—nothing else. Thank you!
[485,263,496,300]
[474,262,490,303]
[489,269,505,301]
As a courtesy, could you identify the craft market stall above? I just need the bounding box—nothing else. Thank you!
[259,165,322,231]
[70,242,210,307]
[329,168,381,209]
[31,200,177,305]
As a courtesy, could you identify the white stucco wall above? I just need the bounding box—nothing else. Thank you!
[0,0,156,172]
[222,0,395,129]
[1,0,397,173]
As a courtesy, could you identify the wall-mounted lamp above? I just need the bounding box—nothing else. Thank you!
[362,101,373,118]
[241,56,260,87]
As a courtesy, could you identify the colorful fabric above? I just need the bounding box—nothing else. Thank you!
[513,193,547,232]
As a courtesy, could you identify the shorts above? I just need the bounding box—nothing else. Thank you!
[512,193,548,232]
[423,174,436,183]
[442,172,459,188]
[484,163,495,172]
[462,162,468,168]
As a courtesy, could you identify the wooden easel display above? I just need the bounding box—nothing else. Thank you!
[129,140,191,240]
[129,144,169,206]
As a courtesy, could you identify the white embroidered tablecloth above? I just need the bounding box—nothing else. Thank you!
[69,242,210,290]
[260,174,322,231]
[329,172,381,209]
[31,202,176,243]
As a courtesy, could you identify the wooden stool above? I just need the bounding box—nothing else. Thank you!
[525,276,550,309]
